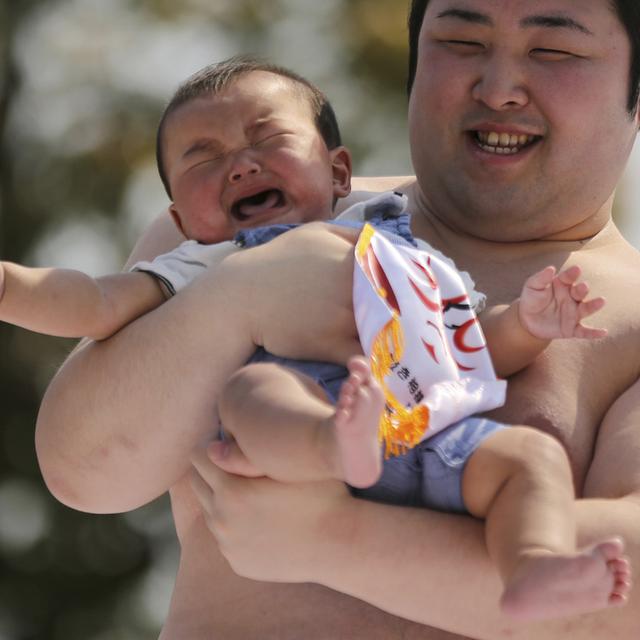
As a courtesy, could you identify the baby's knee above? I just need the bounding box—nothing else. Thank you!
[219,363,277,414]
[502,426,572,480]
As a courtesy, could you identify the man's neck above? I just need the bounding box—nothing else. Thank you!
[406,182,618,261]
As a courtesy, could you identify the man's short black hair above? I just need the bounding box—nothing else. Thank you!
[157,55,342,198]
[406,0,640,114]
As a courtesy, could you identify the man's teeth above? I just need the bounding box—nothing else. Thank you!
[475,131,537,154]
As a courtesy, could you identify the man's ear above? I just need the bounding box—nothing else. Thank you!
[330,146,352,199]
[169,203,187,238]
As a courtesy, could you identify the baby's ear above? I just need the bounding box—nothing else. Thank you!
[330,146,352,198]
[169,203,187,237]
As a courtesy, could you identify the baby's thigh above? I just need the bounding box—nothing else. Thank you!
[230,223,362,364]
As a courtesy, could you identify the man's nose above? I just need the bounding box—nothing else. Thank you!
[228,153,261,183]
[471,53,529,111]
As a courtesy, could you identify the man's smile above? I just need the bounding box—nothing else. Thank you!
[472,130,541,155]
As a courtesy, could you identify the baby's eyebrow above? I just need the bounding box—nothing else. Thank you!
[246,118,273,136]
[183,138,225,159]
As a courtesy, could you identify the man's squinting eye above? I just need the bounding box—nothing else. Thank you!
[441,40,485,53]
[530,48,579,61]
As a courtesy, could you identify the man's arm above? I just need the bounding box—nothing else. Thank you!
[35,221,361,514]
[35,253,256,513]
[192,379,640,639]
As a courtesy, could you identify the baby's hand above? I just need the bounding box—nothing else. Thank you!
[519,265,607,340]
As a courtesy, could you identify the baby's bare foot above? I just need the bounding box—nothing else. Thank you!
[333,356,385,488]
[501,538,632,621]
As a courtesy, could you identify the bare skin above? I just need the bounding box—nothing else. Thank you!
[207,244,631,621]
[36,176,640,638]
[214,356,385,487]
[499,538,629,620]
[35,0,640,637]
[216,342,631,621]
[333,357,386,488]
[185,191,640,638]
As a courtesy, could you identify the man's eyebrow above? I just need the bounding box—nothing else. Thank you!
[435,9,593,36]
[520,14,593,36]
[182,138,225,159]
[435,9,492,26]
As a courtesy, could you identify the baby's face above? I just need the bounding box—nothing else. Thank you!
[162,71,351,244]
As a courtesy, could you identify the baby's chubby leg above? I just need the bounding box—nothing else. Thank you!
[217,357,384,486]
[462,427,631,621]
[220,222,362,366]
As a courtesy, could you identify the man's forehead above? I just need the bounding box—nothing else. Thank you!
[424,0,616,25]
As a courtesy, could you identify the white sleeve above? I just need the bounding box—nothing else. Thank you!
[130,239,239,297]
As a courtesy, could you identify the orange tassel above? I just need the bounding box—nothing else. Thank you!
[356,224,429,457]
[369,318,429,458]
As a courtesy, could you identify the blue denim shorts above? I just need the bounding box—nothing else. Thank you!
[352,417,507,513]
[243,351,506,514]
[247,348,348,403]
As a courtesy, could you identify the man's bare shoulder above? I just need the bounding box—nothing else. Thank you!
[583,226,640,289]
[575,227,640,382]
[124,210,186,268]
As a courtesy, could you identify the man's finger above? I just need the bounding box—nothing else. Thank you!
[191,446,230,489]
[189,467,215,517]
[207,440,265,477]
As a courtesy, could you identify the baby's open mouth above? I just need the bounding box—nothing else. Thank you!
[231,189,286,220]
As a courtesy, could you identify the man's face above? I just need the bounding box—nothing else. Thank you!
[408,0,639,241]
[163,71,350,243]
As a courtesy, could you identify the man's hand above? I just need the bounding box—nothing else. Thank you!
[190,446,352,583]
[518,265,607,340]
[204,439,264,478]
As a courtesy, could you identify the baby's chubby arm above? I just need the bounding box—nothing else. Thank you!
[0,261,165,341]
[481,265,607,378]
